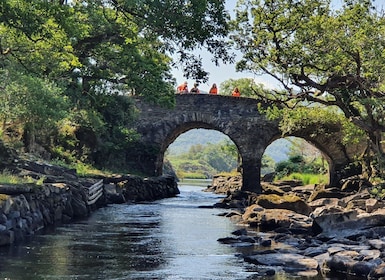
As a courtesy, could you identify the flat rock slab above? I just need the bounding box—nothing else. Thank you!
[244,253,319,272]
[0,184,33,195]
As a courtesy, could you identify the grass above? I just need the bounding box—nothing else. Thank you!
[50,159,111,177]
[216,171,241,177]
[277,172,328,185]
[0,194,10,202]
[177,172,207,179]
[0,169,44,185]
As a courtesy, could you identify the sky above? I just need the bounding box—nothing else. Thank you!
[170,1,275,94]
[170,0,385,94]
[169,0,297,93]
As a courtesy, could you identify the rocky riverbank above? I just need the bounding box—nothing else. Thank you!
[208,174,385,279]
[0,160,179,247]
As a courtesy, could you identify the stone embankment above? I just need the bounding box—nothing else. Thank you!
[0,161,179,246]
[209,174,385,279]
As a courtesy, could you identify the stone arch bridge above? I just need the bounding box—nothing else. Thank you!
[132,94,362,193]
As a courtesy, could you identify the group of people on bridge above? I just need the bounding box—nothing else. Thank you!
[176,81,241,97]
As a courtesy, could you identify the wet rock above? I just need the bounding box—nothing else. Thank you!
[213,177,385,279]
[359,249,381,260]
[260,238,272,247]
[244,253,319,272]
[368,262,385,279]
[232,228,248,236]
[217,237,241,244]
[224,211,242,218]
[302,245,329,257]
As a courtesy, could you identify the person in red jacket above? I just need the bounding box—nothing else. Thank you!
[232,87,240,97]
[176,81,188,94]
[209,83,218,95]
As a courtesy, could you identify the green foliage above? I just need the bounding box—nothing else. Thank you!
[167,139,239,178]
[0,169,43,185]
[341,118,366,145]
[279,107,343,136]
[0,0,233,172]
[261,154,275,174]
[170,158,217,179]
[50,158,109,177]
[232,0,385,180]
[178,171,208,180]
[169,138,278,178]
[0,69,69,150]
[275,146,328,181]
[369,183,385,200]
[0,70,68,128]
[167,129,230,155]
[1,0,231,98]
[264,105,366,153]
[219,78,270,97]
[72,162,108,177]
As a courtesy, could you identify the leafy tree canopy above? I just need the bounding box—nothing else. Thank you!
[220,77,270,97]
[0,0,232,103]
[0,0,233,168]
[231,0,385,180]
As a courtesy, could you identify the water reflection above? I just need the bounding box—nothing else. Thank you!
[0,184,324,280]
[0,203,168,279]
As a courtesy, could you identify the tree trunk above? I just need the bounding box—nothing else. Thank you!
[23,122,36,153]
[361,133,385,180]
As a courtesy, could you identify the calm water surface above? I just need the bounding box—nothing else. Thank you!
[0,181,323,280]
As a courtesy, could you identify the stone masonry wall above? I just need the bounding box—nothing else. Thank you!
[0,167,179,246]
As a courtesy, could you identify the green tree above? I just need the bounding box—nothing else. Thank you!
[167,139,239,177]
[287,137,327,170]
[262,154,275,174]
[220,78,269,97]
[205,141,238,172]
[0,69,69,151]
[0,0,232,168]
[232,0,385,181]
[0,0,231,101]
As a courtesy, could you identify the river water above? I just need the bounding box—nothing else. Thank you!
[0,181,321,280]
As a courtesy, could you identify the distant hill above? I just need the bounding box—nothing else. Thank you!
[167,129,227,154]
[167,129,291,163]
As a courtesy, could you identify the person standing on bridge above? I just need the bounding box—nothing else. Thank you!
[190,83,200,94]
[176,81,188,94]
[232,87,241,97]
[209,83,218,95]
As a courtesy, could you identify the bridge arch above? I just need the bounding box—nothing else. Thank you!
[161,127,239,177]
[157,122,241,176]
[280,120,363,186]
[133,95,362,193]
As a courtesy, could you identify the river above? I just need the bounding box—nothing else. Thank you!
[0,180,322,280]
